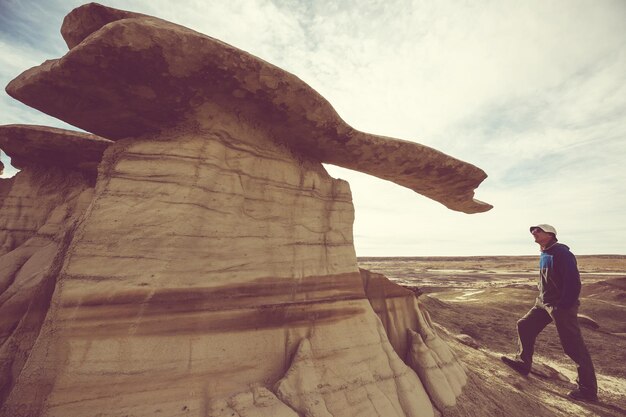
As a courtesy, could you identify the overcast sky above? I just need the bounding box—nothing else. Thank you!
[1,0,625,256]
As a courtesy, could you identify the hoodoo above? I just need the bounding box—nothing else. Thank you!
[1,3,490,416]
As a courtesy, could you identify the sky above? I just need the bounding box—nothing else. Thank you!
[1,0,625,256]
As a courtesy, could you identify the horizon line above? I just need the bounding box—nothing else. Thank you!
[356,254,626,258]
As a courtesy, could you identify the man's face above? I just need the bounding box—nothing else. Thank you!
[531,228,553,246]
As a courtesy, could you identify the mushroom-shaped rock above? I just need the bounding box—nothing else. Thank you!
[0,127,99,409]
[0,124,111,173]
[1,4,490,416]
[0,125,107,257]
[6,2,491,214]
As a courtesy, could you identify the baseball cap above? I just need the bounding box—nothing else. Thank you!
[529,224,557,235]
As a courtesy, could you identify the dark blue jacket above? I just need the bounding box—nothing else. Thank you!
[537,242,581,308]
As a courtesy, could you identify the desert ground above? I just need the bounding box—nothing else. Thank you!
[359,255,626,417]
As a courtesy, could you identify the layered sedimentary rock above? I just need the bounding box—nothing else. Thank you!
[0,124,110,173]
[3,118,439,417]
[0,164,89,255]
[1,3,490,416]
[361,269,467,409]
[0,176,10,202]
[0,155,10,205]
[0,125,111,256]
[0,125,110,409]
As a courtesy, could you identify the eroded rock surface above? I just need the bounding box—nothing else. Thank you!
[1,3,491,416]
[0,165,91,255]
[7,3,490,214]
[0,125,110,256]
[0,120,439,417]
[275,329,432,417]
[0,124,111,173]
[361,269,467,409]
[0,126,104,408]
[0,177,10,202]
[207,386,300,417]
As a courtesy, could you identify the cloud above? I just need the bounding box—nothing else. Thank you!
[0,0,625,254]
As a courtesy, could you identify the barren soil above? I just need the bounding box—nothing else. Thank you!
[359,255,626,417]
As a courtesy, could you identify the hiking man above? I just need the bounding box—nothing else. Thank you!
[502,224,597,402]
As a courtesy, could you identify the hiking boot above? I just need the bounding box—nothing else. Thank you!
[501,356,530,376]
[568,388,598,402]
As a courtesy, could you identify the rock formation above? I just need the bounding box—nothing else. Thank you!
[0,3,491,416]
[0,125,111,256]
[361,269,468,409]
[7,4,490,215]
[0,125,111,410]
[0,166,9,203]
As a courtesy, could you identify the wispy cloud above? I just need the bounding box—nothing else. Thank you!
[1,0,625,254]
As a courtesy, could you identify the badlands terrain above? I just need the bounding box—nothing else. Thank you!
[359,255,626,417]
[1,2,623,416]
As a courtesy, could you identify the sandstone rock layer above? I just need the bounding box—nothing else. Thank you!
[0,126,101,409]
[361,269,467,409]
[0,124,111,173]
[1,3,491,416]
[1,123,433,417]
[0,125,110,256]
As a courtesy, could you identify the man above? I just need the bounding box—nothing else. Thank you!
[501,224,597,402]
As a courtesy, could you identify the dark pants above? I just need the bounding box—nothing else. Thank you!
[517,305,597,395]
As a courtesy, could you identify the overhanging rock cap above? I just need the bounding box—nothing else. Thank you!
[6,3,491,214]
[0,124,112,172]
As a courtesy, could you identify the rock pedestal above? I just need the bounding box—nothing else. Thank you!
[0,125,110,410]
[1,3,490,416]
